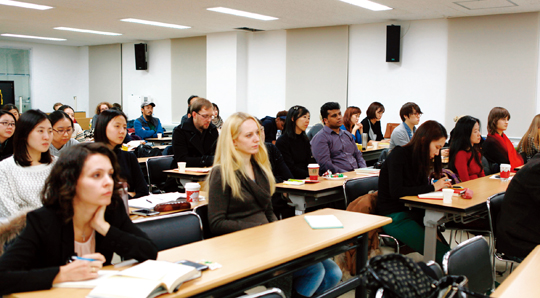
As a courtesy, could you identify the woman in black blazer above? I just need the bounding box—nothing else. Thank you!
[0,143,158,295]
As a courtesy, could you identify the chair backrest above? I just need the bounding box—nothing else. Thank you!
[482,156,491,175]
[343,176,379,206]
[193,204,213,240]
[135,211,203,251]
[237,288,286,298]
[442,235,493,294]
[384,123,400,139]
[487,192,505,240]
[146,155,174,192]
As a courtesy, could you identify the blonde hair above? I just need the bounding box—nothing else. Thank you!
[518,114,540,156]
[207,112,275,199]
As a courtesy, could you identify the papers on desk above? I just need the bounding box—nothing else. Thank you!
[489,175,514,181]
[417,192,444,200]
[304,215,343,229]
[128,192,205,209]
[185,167,211,173]
[53,270,120,288]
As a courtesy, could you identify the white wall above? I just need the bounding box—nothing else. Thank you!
[89,44,121,118]
[348,19,449,133]
[122,40,172,124]
[0,40,89,114]
[246,30,287,118]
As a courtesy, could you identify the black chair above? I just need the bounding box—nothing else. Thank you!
[237,288,286,298]
[193,204,213,240]
[486,192,520,275]
[442,235,494,294]
[146,155,174,193]
[134,211,203,251]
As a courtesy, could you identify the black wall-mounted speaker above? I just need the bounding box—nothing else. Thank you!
[135,43,148,70]
[386,25,400,62]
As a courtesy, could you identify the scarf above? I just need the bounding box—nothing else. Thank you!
[488,132,524,170]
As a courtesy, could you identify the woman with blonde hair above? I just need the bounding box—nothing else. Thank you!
[207,112,341,298]
[517,114,540,163]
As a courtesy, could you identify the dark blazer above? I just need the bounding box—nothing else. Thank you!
[172,117,218,168]
[376,146,435,216]
[208,161,277,236]
[0,138,13,162]
[275,133,315,179]
[115,147,149,198]
[496,153,540,258]
[0,201,158,295]
[482,134,510,165]
[265,142,293,183]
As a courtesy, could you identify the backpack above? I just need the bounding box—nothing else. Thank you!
[134,144,162,158]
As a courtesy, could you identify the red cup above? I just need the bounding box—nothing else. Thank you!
[500,170,510,179]
[308,164,319,181]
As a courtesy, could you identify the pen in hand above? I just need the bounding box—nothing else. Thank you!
[71,256,97,262]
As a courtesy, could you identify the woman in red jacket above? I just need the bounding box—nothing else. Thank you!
[448,116,485,182]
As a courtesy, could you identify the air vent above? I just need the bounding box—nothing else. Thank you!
[235,27,264,32]
[454,0,517,10]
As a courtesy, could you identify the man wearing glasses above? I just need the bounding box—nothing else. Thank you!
[172,97,219,168]
[389,102,423,150]
[134,101,165,139]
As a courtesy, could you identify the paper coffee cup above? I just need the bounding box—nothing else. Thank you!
[157,133,162,139]
[308,163,319,181]
[177,162,186,173]
[442,188,454,204]
[500,163,511,179]
[185,183,200,202]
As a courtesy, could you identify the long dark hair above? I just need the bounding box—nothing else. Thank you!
[94,109,127,145]
[13,109,53,167]
[282,105,310,139]
[42,142,121,222]
[404,120,447,179]
[448,116,482,173]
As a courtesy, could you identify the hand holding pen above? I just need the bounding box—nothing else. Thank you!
[52,253,106,284]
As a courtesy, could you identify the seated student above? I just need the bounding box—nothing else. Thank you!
[49,111,79,157]
[361,102,386,144]
[58,105,84,139]
[276,105,316,179]
[448,116,484,182]
[134,101,164,139]
[211,103,223,130]
[341,106,363,144]
[0,143,158,295]
[90,102,111,129]
[311,102,366,173]
[0,110,55,218]
[496,153,540,261]
[94,109,149,198]
[389,102,422,150]
[0,110,16,161]
[180,95,199,124]
[261,110,287,144]
[52,102,63,111]
[172,97,219,168]
[207,112,341,297]
[1,104,20,121]
[517,114,540,163]
[376,120,452,264]
[482,107,523,171]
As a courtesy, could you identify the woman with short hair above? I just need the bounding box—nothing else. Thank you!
[1,104,19,121]
[361,102,385,144]
[91,102,112,129]
[482,107,523,170]
[341,106,362,143]
[49,110,79,157]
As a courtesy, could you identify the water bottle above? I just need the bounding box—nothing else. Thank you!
[362,133,368,150]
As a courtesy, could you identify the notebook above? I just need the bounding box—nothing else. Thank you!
[417,191,444,200]
[304,215,344,229]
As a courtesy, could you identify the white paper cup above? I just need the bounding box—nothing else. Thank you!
[157,133,162,139]
[372,142,378,150]
[185,183,201,202]
[442,188,454,204]
[177,162,186,173]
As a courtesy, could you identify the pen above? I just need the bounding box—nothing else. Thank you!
[146,199,152,204]
[72,256,96,262]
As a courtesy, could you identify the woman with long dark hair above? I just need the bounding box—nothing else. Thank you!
[0,110,16,161]
[49,110,79,157]
[361,102,385,144]
[376,120,451,264]
[448,116,484,182]
[275,105,316,179]
[0,143,157,295]
[94,109,148,198]
[0,110,54,217]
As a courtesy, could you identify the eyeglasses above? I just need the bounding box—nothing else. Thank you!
[196,112,214,120]
[53,128,73,135]
[411,112,423,117]
[0,121,16,127]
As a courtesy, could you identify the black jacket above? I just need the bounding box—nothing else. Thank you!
[265,142,293,183]
[275,133,315,179]
[114,147,149,198]
[172,117,219,168]
[361,117,384,142]
[0,138,13,162]
[0,202,158,295]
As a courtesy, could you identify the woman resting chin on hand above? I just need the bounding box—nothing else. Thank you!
[0,143,158,296]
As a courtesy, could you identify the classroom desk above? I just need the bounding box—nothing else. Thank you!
[361,148,383,164]
[145,136,172,145]
[492,245,540,297]
[401,174,510,262]
[276,171,379,215]
[8,208,391,298]
[128,198,207,222]
[164,168,211,186]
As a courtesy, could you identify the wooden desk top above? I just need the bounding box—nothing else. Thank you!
[163,168,211,177]
[401,174,509,211]
[137,155,173,164]
[275,171,378,192]
[492,245,540,297]
[9,209,392,298]
[128,198,208,222]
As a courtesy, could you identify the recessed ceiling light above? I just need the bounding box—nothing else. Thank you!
[0,0,52,10]
[120,18,190,29]
[54,27,122,36]
[340,0,392,11]
[207,7,278,21]
[1,33,65,41]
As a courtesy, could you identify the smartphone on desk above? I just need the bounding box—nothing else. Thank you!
[176,260,209,271]
[131,209,159,216]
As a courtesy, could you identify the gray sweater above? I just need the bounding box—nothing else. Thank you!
[49,138,79,157]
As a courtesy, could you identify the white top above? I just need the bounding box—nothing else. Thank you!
[0,156,56,217]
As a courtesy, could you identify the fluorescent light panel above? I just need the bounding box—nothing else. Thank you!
[340,0,392,11]
[207,7,278,21]
[54,27,122,36]
[1,33,65,41]
[121,18,190,29]
[0,0,52,10]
